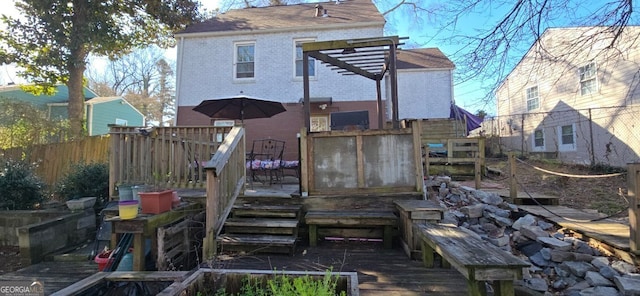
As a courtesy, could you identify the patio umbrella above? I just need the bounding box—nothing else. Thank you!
[192,95,286,122]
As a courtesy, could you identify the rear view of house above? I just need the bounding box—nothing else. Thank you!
[174,0,455,159]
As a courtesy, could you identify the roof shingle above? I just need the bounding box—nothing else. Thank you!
[396,48,455,70]
[178,0,385,35]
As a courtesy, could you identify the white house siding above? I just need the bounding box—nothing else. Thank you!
[494,27,640,167]
[176,27,384,108]
[393,69,452,119]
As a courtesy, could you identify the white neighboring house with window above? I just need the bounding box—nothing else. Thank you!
[494,26,640,167]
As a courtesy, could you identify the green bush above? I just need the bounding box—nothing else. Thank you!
[55,162,109,208]
[0,159,46,210]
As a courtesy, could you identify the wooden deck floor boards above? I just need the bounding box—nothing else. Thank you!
[519,205,630,252]
[212,241,469,296]
[2,260,97,295]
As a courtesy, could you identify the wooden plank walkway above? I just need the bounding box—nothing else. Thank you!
[482,188,559,205]
[519,205,632,261]
[212,241,469,295]
[2,260,97,295]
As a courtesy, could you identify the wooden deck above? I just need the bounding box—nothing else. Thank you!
[212,241,469,295]
[519,205,632,262]
[2,260,97,295]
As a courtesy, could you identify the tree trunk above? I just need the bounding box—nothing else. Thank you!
[67,66,86,139]
[67,0,89,139]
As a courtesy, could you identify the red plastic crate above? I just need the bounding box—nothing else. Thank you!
[138,190,173,214]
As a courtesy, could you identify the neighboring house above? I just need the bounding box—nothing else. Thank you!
[0,84,144,136]
[393,48,455,120]
[494,27,640,167]
[174,0,454,159]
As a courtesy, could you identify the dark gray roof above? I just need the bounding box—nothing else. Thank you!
[178,0,385,35]
[397,48,455,70]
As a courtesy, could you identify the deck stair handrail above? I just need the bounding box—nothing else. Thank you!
[202,126,246,258]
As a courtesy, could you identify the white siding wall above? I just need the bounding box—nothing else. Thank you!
[176,27,383,107]
[494,27,640,167]
[394,69,452,119]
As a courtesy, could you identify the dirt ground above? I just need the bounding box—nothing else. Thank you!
[482,157,629,216]
[0,246,22,275]
[0,158,628,276]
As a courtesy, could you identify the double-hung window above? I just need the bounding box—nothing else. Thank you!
[533,129,544,151]
[295,40,315,78]
[558,124,577,151]
[526,86,539,111]
[579,62,597,95]
[235,42,255,79]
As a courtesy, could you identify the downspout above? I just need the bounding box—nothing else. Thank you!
[174,36,185,126]
[87,103,93,136]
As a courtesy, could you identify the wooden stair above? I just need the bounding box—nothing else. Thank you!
[217,201,302,255]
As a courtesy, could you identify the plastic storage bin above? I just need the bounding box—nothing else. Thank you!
[118,200,139,219]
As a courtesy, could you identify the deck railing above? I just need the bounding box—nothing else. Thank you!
[202,126,246,258]
[108,125,233,196]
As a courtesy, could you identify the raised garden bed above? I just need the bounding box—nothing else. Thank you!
[160,268,359,296]
[51,271,188,296]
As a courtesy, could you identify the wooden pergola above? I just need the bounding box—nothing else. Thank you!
[301,36,405,131]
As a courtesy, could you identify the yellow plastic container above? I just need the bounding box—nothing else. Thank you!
[118,200,139,219]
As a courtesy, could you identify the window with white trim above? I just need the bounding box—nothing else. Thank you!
[533,129,544,151]
[295,40,315,78]
[579,62,597,95]
[115,118,128,126]
[558,124,577,151]
[310,116,329,132]
[526,86,539,111]
[235,42,255,79]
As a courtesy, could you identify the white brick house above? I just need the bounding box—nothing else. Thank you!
[174,0,454,159]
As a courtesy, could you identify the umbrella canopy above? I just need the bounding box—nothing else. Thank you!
[193,95,286,122]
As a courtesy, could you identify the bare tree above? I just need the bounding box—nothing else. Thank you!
[87,46,176,125]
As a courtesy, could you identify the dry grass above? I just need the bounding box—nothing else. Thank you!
[485,157,629,216]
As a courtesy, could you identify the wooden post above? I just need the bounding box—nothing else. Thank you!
[299,128,309,195]
[509,152,517,200]
[203,169,219,259]
[474,157,481,189]
[412,120,424,192]
[629,163,640,252]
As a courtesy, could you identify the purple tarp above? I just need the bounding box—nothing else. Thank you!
[450,104,483,135]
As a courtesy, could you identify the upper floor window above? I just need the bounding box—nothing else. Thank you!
[235,42,255,79]
[526,86,539,111]
[579,62,597,95]
[295,40,315,78]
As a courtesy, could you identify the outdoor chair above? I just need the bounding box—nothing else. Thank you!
[246,139,285,186]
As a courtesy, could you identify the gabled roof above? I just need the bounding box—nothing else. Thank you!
[0,84,97,105]
[178,0,385,35]
[396,48,455,70]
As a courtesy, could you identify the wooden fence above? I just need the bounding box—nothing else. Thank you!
[0,136,110,188]
[300,126,424,196]
[109,125,233,196]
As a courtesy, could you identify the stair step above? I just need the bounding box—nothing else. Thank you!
[218,234,296,246]
[232,204,302,218]
[225,218,299,228]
